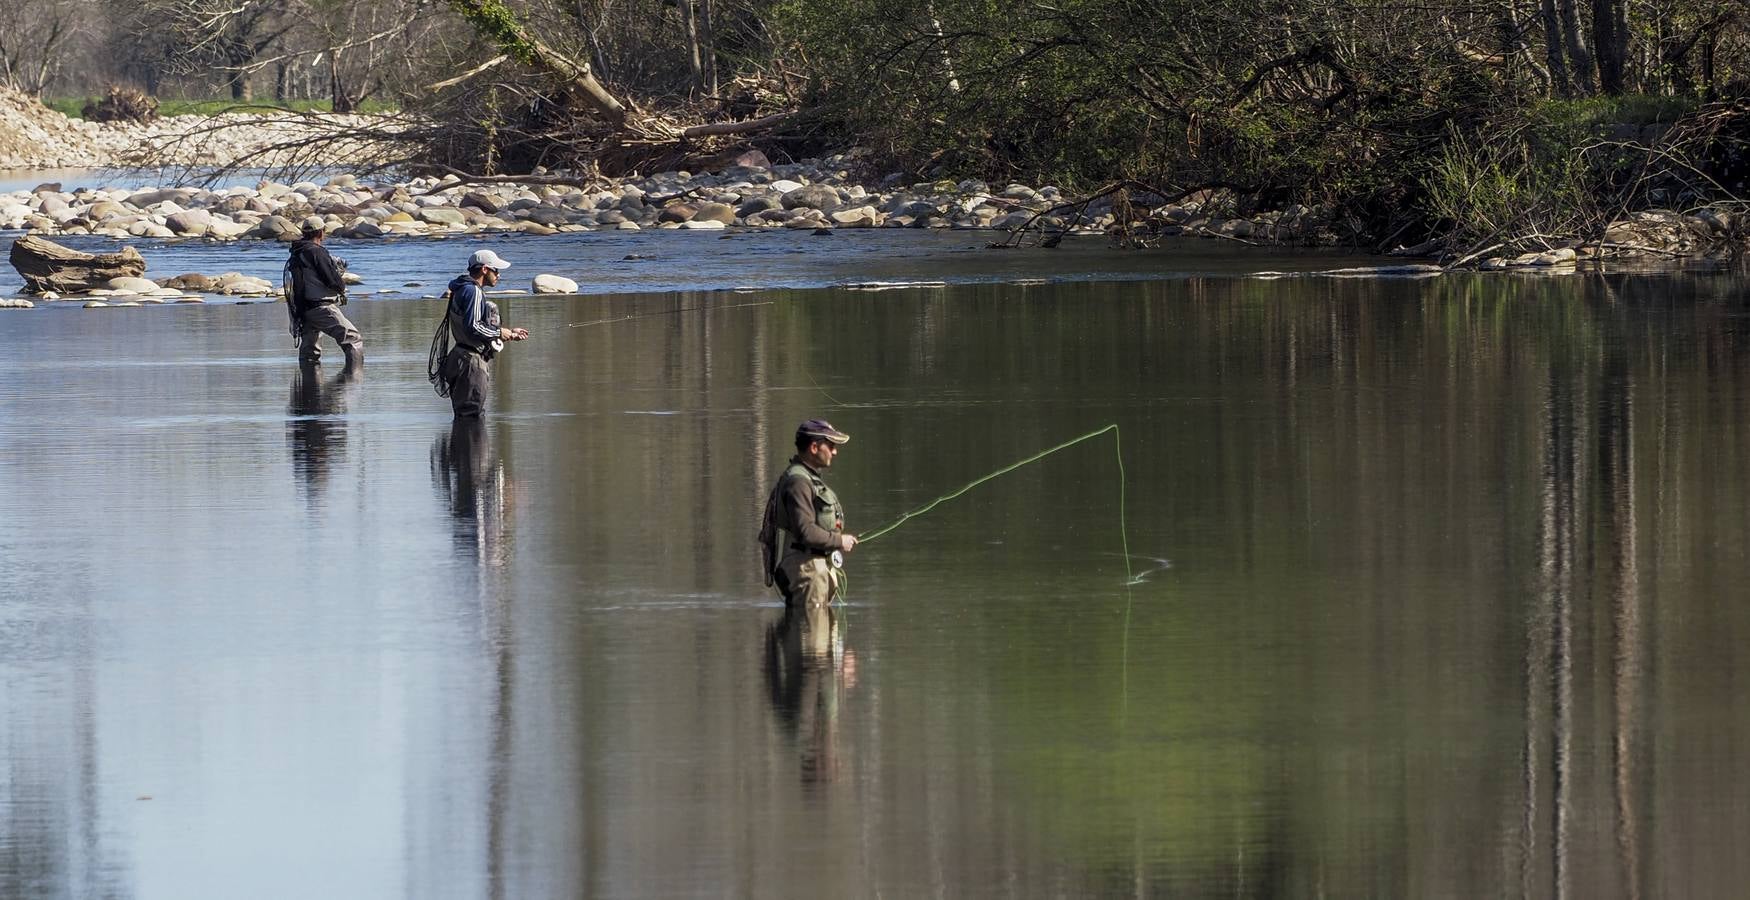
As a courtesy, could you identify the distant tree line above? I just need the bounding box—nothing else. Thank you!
[3,0,1746,244]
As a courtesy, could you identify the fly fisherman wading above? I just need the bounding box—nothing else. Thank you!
[759,419,857,608]
[428,249,528,418]
[285,215,363,368]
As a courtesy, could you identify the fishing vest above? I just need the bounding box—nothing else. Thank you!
[781,461,844,546]
[759,460,844,584]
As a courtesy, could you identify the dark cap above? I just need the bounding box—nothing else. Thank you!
[796,418,850,445]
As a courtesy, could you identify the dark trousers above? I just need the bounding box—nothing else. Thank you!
[443,345,491,417]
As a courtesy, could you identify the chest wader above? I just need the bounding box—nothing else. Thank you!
[761,463,845,606]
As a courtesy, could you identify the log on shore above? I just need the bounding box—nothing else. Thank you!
[9,235,146,294]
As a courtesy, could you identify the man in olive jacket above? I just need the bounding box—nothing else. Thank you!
[759,419,857,607]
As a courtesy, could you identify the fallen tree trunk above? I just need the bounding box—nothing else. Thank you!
[9,235,147,294]
[443,0,629,129]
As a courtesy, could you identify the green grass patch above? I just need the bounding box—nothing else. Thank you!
[47,97,399,119]
[1531,94,1695,128]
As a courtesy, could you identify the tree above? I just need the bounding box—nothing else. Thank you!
[0,0,94,95]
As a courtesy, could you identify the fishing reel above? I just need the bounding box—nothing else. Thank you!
[829,550,844,569]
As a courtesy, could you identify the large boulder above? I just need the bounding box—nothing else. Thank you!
[526,207,571,226]
[158,273,219,292]
[460,192,504,214]
[9,235,148,294]
[417,207,467,226]
[165,209,214,236]
[829,206,881,228]
[658,202,699,223]
[107,276,161,294]
[781,184,841,213]
[532,274,579,294]
[691,201,737,224]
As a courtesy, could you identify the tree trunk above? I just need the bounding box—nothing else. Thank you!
[1591,0,1627,94]
[1556,0,1596,94]
[329,50,354,113]
[8,236,147,294]
[700,0,718,96]
[681,0,703,93]
[275,60,288,102]
[444,0,628,128]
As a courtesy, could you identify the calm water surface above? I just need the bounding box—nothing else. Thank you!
[3,249,1749,898]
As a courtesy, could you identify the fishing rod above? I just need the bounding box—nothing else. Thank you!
[566,299,776,328]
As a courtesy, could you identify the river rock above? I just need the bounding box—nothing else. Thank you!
[165,209,213,235]
[87,200,129,221]
[526,207,571,227]
[769,179,805,194]
[692,201,737,224]
[107,276,160,293]
[339,219,385,238]
[9,235,147,294]
[517,222,557,235]
[417,207,467,226]
[159,273,219,292]
[781,185,841,213]
[681,218,727,229]
[829,206,880,227]
[206,217,251,239]
[658,202,699,223]
[532,274,579,294]
[461,192,504,214]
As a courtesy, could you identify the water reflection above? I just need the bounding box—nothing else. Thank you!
[764,603,856,788]
[431,419,513,567]
[285,361,359,504]
[429,419,516,899]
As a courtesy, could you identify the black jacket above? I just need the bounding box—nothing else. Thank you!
[287,238,346,309]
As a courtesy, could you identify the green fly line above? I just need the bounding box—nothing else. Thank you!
[857,423,1135,586]
[567,299,776,329]
[842,422,1140,719]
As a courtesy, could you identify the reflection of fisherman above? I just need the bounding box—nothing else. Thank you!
[429,249,528,418]
[430,419,513,566]
[284,215,363,367]
[286,360,360,503]
[759,419,856,608]
[764,601,856,786]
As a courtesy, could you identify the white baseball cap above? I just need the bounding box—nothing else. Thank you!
[468,249,512,270]
[300,215,327,233]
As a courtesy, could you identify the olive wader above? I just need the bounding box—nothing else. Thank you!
[760,461,846,608]
[298,302,363,367]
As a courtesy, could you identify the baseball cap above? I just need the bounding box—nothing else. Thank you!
[796,418,850,445]
[468,249,512,270]
[300,215,326,233]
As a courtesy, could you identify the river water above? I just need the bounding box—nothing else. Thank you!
[3,231,1749,898]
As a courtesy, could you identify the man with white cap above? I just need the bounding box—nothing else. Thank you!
[435,249,527,417]
[285,215,363,368]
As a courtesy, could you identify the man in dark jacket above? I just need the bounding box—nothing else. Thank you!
[286,215,363,367]
[759,419,856,607]
[438,249,528,417]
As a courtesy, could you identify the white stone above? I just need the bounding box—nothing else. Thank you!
[532,274,580,293]
[107,277,160,293]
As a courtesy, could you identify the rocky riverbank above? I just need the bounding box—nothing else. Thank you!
[0,87,388,169]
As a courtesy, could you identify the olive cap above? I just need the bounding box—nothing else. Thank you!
[796,418,850,445]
